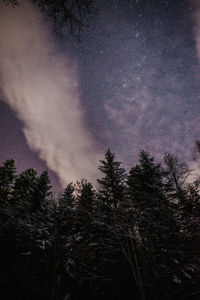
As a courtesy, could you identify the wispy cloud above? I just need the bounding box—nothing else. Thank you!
[0,1,102,187]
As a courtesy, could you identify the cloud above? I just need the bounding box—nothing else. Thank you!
[0,1,102,187]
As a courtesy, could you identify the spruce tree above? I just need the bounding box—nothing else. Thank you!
[97,148,126,221]
[65,180,97,296]
[95,150,135,299]
[127,151,183,299]
[0,159,16,204]
[10,168,53,300]
[0,159,16,299]
[32,170,52,211]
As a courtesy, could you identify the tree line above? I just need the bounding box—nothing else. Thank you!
[0,148,200,300]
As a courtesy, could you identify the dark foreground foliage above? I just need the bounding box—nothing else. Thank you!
[0,149,200,300]
[2,0,96,38]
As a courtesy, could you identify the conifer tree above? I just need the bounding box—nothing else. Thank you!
[10,168,53,300]
[0,159,17,299]
[12,168,38,215]
[32,170,52,211]
[94,150,135,298]
[127,151,184,299]
[54,183,76,299]
[97,148,126,221]
[75,179,94,228]
[0,159,16,204]
[1,151,200,300]
[65,180,97,295]
[58,182,75,238]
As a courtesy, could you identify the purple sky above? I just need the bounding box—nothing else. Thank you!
[0,0,200,190]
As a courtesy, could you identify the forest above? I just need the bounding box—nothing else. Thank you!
[0,148,200,300]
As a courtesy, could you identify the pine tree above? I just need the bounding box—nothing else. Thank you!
[0,159,16,204]
[8,168,53,300]
[12,168,38,216]
[0,159,16,236]
[97,148,126,222]
[53,183,76,299]
[65,180,97,296]
[94,150,137,299]
[58,182,75,238]
[127,151,184,299]
[0,159,17,299]
[32,170,52,211]
[75,179,94,229]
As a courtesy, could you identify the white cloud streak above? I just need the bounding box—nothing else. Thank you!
[0,1,101,187]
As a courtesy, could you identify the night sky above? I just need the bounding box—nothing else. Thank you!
[0,0,200,189]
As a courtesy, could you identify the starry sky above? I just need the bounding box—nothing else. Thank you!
[0,0,200,189]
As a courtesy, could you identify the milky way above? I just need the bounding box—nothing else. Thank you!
[75,0,200,168]
[0,0,200,189]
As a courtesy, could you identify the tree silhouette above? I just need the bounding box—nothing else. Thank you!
[0,149,200,299]
[2,0,96,37]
